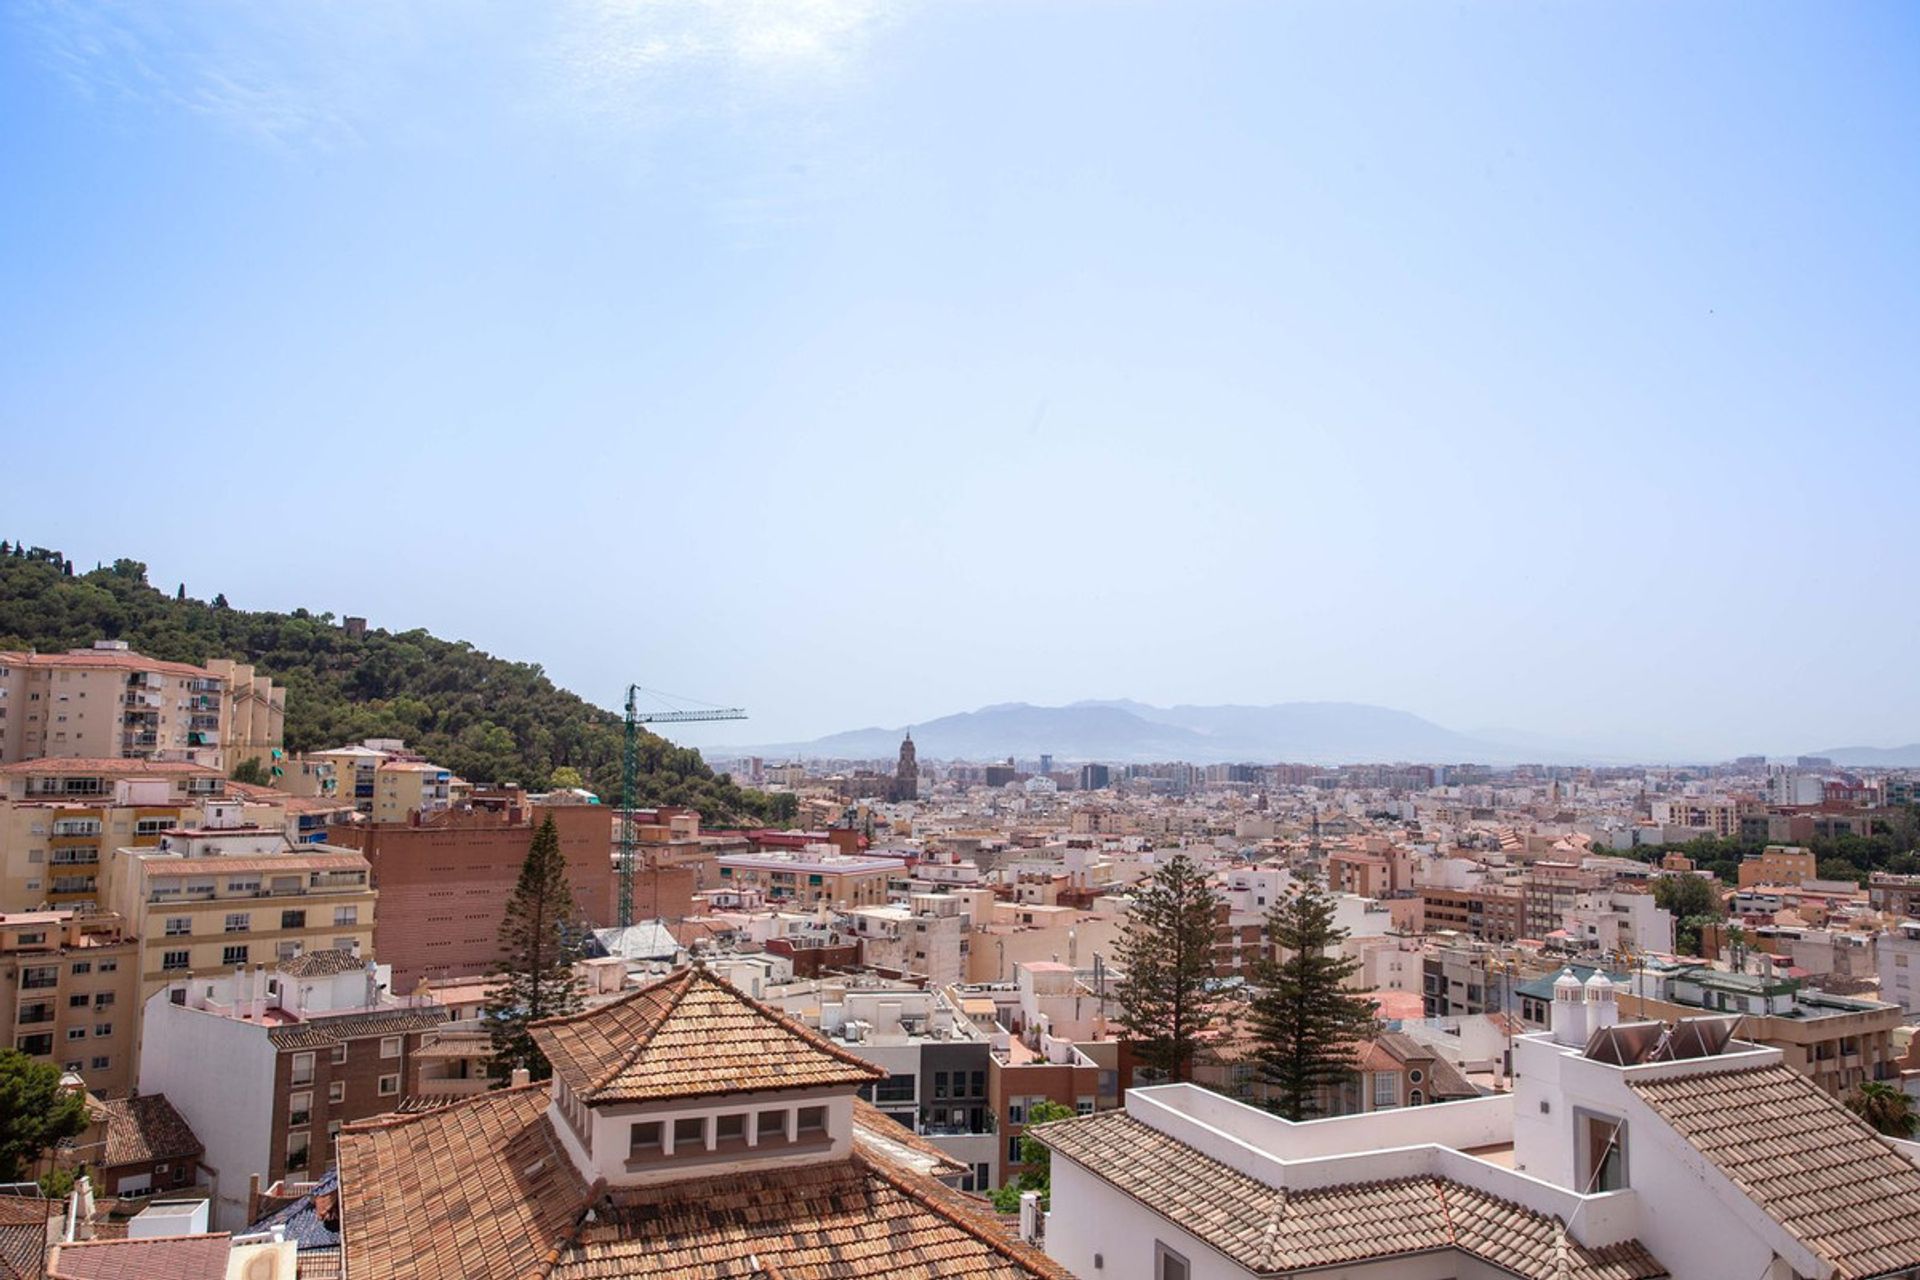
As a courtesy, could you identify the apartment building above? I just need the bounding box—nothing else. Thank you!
[139,951,447,1229]
[1521,860,1598,938]
[1736,843,1818,889]
[715,846,904,907]
[0,909,139,1096]
[1871,871,1920,918]
[328,803,614,988]
[100,801,376,996]
[1880,920,1920,1015]
[0,642,283,774]
[288,740,461,822]
[1419,884,1524,943]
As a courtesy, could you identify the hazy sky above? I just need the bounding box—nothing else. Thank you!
[2,2,1916,760]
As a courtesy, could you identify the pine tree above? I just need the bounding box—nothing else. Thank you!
[1250,880,1381,1120]
[1114,852,1221,1082]
[486,815,583,1080]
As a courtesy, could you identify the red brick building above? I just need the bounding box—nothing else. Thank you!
[333,805,616,986]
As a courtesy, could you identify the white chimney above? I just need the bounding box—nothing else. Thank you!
[510,1067,531,1088]
[1550,968,1588,1048]
[1585,971,1619,1035]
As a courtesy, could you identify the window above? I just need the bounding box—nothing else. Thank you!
[757,1110,789,1145]
[277,941,302,961]
[796,1106,826,1138]
[93,1024,112,1038]
[16,1034,53,1057]
[70,961,90,975]
[21,966,57,990]
[380,1036,401,1058]
[286,1132,311,1172]
[1155,1242,1191,1280]
[1008,1135,1023,1163]
[329,1081,345,1104]
[162,950,190,971]
[377,1073,399,1096]
[934,1071,950,1099]
[873,1073,915,1104]
[224,913,250,933]
[1373,1073,1398,1108]
[674,1116,705,1150]
[222,944,249,966]
[716,1112,747,1145]
[1579,1111,1628,1192]
[970,1070,986,1097]
[331,1044,348,1065]
[291,1052,315,1086]
[1007,1100,1026,1125]
[289,1092,312,1127]
[629,1121,664,1158]
[97,959,116,973]
[93,992,113,1008]
[68,1028,88,1041]
[69,995,91,1009]
[226,878,260,895]
[281,909,306,929]
[334,906,359,927]
[1076,1098,1094,1116]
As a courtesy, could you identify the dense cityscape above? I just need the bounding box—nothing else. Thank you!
[0,626,1919,1276]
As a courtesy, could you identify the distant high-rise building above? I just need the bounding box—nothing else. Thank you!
[1797,755,1834,769]
[1039,753,1053,775]
[891,731,918,802]
[1078,763,1110,791]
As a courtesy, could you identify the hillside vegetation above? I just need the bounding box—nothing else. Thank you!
[0,545,792,823]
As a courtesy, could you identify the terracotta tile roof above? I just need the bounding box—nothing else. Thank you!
[556,1153,1071,1280]
[277,949,368,978]
[530,967,884,1104]
[0,651,207,677]
[267,1006,446,1051]
[0,1194,52,1280]
[46,1233,231,1280]
[1631,1064,1920,1278]
[1036,1111,1665,1279]
[337,1085,587,1280]
[0,759,219,777]
[336,1050,1062,1280]
[96,1095,202,1168]
[850,1098,966,1178]
[141,853,369,877]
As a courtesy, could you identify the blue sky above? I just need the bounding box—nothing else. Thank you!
[1,1,1916,759]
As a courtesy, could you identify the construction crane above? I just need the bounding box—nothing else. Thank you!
[619,684,746,927]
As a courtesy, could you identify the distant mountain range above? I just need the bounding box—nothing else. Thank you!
[1811,745,1920,768]
[712,699,1588,766]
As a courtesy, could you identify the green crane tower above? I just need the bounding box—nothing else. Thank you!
[620,685,746,928]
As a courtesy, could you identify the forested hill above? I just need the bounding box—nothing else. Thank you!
[0,545,791,823]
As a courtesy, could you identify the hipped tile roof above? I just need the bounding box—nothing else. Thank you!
[1631,1064,1920,1278]
[277,950,369,978]
[0,1195,53,1280]
[95,1095,202,1169]
[1037,1111,1665,1280]
[337,1082,1064,1279]
[529,967,883,1104]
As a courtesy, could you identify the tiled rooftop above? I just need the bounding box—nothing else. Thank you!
[1631,1064,1920,1279]
[94,1095,202,1168]
[530,967,884,1104]
[337,1080,1062,1280]
[45,1233,231,1280]
[0,1194,53,1280]
[267,1006,446,1050]
[277,949,368,978]
[1037,1111,1665,1279]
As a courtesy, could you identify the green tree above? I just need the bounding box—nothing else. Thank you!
[230,757,269,786]
[1249,882,1381,1120]
[1652,874,1724,955]
[0,1050,89,1181]
[486,816,583,1080]
[989,1100,1076,1210]
[1114,853,1221,1083]
[548,765,586,791]
[1847,1081,1917,1139]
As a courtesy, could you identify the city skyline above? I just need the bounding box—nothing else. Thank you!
[4,3,1917,758]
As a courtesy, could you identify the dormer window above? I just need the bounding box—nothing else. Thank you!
[758,1110,792,1146]
[716,1113,747,1148]
[797,1106,827,1138]
[629,1122,664,1160]
[673,1117,705,1151]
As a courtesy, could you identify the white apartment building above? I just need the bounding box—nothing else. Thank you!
[1562,889,1674,958]
[1880,920,1920,1016]
[1041,970,1920,1279]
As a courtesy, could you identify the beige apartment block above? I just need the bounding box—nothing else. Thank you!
[0,642,284,775]
[0,759,246,913]
[100,801,376,998]
[0,909,141,1097]
[290,742,460,821]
